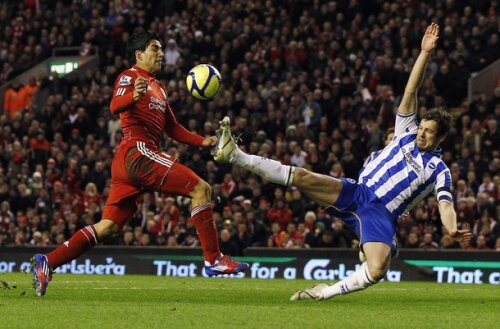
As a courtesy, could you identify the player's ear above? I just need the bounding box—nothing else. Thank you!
[135,50,142,62]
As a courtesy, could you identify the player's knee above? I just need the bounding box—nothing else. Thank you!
[94,219,120,240]
[292,168,313,188]
[190,180,211,202]
[366,261,389,282]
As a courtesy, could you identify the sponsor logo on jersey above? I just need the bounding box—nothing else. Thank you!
[149,96,166,112]
[119,75,132,86]
[402,147,421,173]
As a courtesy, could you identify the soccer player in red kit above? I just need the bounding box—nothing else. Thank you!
[31,32,248,296]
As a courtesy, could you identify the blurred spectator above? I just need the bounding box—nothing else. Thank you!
[404,232,420,249]
[164,39,181,67]
[287,187,307,220]
[139,233,151,246]
[419,233,439,250]
[331,218,353,248]
[0,201,14,231]
[474,234,491,250]
[121,230,135,246]
[219,228,239,256]
[318,230,336,248]
[167,234,178,247]
[245,210,268,247]
[155,232,167,246]
[267,198,293,231]
[233,222,252,255]
[3,80,25,119]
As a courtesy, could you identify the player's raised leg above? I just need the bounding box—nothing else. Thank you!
[213,116,343,206]
[214,116,295,186]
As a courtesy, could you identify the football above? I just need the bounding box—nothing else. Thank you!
[186,64,222,100]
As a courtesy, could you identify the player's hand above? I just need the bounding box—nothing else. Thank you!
[449,229,472,242]
[202,136,218,147]
[421,23,439,53]
[133,77,148,101]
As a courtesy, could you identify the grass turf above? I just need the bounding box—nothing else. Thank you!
[0,272,498,329]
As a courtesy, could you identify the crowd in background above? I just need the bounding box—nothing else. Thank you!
[1,0,499,254]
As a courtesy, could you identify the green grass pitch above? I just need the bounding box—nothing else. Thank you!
[0,272,498,329]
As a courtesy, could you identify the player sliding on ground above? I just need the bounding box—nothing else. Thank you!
[31,32,248,296]
[213,23,471,301]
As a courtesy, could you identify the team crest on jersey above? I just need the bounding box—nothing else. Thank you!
[119,75,132,86]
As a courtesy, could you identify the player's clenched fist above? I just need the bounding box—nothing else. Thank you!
[133,77,148,101]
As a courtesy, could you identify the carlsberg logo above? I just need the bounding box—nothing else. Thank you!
[55,257,126,275]
[303,259,401,282]
[303,259,357,280]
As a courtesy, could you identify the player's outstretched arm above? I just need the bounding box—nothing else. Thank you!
[164,105,206,147]
[438,201,472,242]
[398,23,439,116]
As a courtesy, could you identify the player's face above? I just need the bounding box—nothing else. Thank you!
[138,40,164,73]
[417,119,443,151]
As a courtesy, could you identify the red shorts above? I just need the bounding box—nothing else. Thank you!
[102,141,201,228]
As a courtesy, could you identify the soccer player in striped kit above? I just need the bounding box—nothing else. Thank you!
[31,32,248,296]
[213,23,471,300]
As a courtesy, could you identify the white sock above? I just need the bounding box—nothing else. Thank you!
[321,262,377,299]
[204,253,223,266]
[233,149,294,186]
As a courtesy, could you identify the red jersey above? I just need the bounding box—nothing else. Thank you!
[110,65,204,150]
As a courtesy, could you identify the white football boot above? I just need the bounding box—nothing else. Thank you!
[290,283,329,301]
[213,116,238,164]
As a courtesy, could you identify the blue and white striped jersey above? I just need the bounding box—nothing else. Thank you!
[358,112,453,218]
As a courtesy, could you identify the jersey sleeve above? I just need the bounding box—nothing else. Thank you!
[435,165,453,205]
[394,111,418,137]
[362,150,380,168]
[110,71,137,115]
[164,104,205,146]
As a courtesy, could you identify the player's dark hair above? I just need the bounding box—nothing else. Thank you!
[127,31,160,64]
[421,108,453,137]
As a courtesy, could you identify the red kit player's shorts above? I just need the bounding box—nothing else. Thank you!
[102,141,201,227]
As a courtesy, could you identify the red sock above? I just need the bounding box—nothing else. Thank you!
[47,225,99,270]
[191,204,220,264]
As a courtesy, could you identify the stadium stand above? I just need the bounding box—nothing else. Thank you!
[0,0,499,253]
